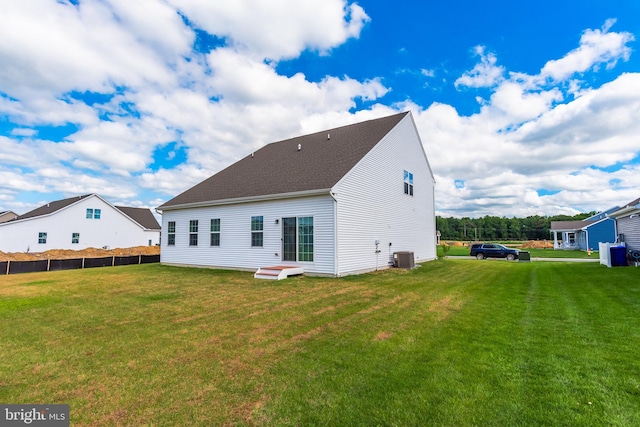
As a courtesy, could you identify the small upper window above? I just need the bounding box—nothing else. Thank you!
[86,208,101,219]
[38,232,47,244]
[403,170,414,196]
[72,233,80,244]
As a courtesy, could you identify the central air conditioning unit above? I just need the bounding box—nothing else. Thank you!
[393,251,415,269]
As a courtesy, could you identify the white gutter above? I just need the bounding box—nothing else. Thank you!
[157,188,332,213]
[609,204,640,219]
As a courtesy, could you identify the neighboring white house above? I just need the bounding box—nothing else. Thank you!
[0,194,160,252]
[158,111,437,277]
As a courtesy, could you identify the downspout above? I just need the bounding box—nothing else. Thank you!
[330,191,339,277]
[584,228,589,252]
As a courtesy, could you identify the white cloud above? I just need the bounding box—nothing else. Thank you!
[168,0,369,59]
[416,20,639,218]
[455,46,505,89]
[0,0,185,100]
[0,5,637,221]
[540,19,634,81]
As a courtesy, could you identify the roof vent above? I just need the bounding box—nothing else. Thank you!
[297,144,301,151]
[251,152,254,158]
[327,133,330,140]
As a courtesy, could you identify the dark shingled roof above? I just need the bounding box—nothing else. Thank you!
[159,112,409,209]
[17,194,92,220]
[622,197,640,207]
[116,206,161,230]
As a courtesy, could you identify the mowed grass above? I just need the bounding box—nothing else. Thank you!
[1,261,639,426]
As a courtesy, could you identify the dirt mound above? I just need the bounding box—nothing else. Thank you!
[0,246,160,262]
[521,240,554,249]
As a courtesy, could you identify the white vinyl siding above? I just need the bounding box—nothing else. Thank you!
[161,195,335,275]
[618,215,640,251]
[333,114,436,275]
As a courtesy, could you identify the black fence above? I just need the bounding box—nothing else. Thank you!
[1,254,160,275]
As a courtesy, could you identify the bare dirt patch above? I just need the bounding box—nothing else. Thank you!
[521,240,554,249]
[0,245,160,262]
[373,331,393,341]
[428,295,463,321]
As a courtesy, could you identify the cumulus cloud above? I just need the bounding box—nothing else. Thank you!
[0,4,637,220]
[0,0,380,212]
[541,19,634,81]
[455,46,505,88]
[420,22,639,217]
[168,0,370,59]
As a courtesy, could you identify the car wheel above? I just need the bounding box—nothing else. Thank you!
[507,254,515,261]
[476,253,484,260]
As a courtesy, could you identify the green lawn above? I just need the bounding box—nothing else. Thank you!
[1,261,639,426]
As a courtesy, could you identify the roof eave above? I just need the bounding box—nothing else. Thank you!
[609,204,640,218]
[158,188,332,212]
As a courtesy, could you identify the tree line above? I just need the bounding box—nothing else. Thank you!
[436,212,596,241]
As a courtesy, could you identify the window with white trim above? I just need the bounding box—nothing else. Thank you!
[38,232,47,244]
[210,218,220,247]
[72,233,79,244]
[167,221,176,246]
[189,220,198,246]
[251,216,263,247]
[403,170,414,196]
[86,208,102,219]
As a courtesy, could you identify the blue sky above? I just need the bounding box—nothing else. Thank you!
[1,0,639,218]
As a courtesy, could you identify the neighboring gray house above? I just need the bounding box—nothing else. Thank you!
[158,111,437,277]
[550,207,618,251]
[0,194,161,252]
[609,197,640,252]
[0,210,18,224]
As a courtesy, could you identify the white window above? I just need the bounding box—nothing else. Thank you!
[251,216,263,247]
[72,233,79,244]
[167,221,176,246]
[189,220,198,246]
[86,208,101,219]
[38,232,47,244]
[404,170,414,196]
[210,218,220,247]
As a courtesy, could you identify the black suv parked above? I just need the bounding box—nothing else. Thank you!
[470,243,520,260]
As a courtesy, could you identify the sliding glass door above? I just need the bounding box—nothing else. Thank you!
[282,216,313,262]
